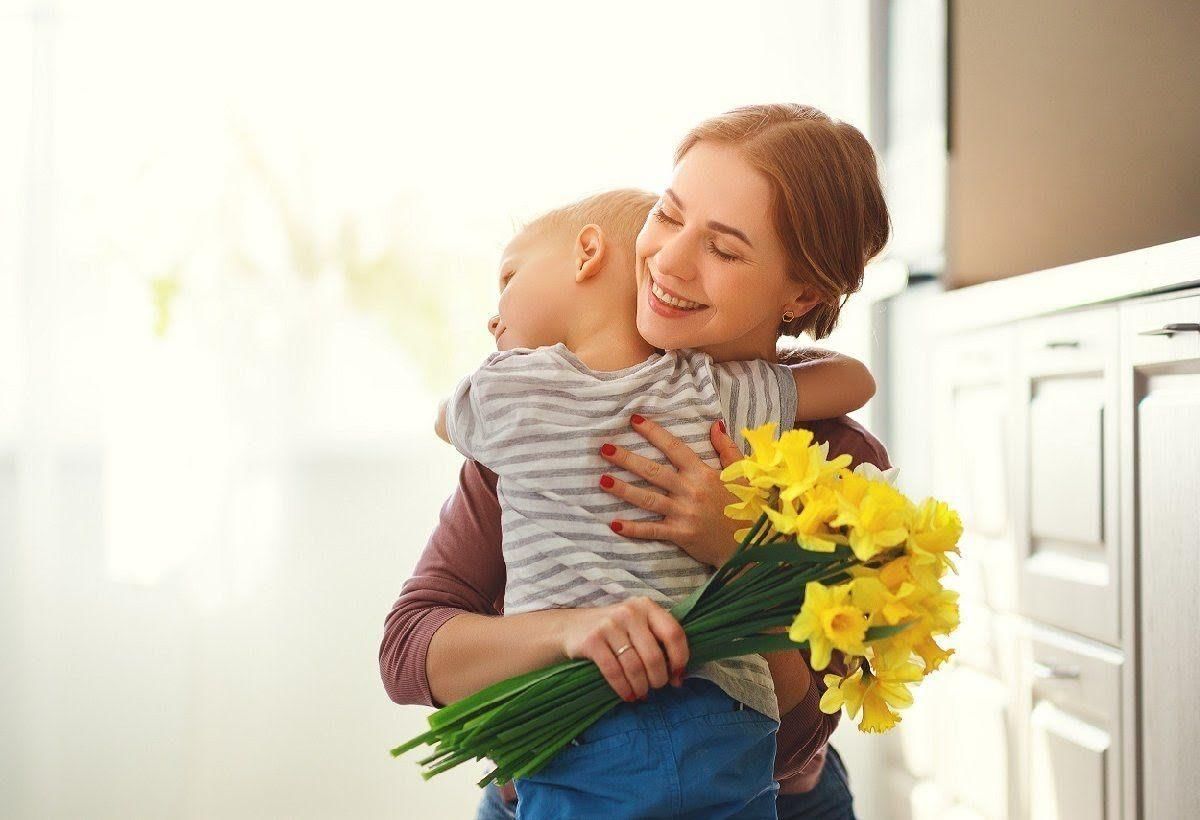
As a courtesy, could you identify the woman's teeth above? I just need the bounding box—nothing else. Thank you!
[651,280,705,311]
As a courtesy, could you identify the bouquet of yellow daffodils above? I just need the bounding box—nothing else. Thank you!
[391,423,962,785]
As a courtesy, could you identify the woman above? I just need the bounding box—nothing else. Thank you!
[380,103,890,818]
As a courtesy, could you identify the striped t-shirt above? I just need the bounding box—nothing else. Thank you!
[444,342,798,721]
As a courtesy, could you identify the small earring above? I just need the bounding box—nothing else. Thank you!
[781,310,795,323]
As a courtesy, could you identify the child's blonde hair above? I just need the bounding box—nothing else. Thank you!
[524,188,658,260]
[675,104,892,340]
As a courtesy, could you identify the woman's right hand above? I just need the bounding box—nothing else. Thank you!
[558,596,689,701]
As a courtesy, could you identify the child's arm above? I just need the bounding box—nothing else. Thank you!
[788,349,876,420]
[435,398,451,444]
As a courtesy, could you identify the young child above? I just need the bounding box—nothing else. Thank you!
[435,190,874,818]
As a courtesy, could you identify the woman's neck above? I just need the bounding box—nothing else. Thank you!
[694,324,778,364]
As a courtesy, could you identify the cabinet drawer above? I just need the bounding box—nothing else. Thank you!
[1016,306,1121,645]
[1024,625,1124,820]
[1019,307,1117,377]
[1122,290,1200,366]
[944,325,1015,385]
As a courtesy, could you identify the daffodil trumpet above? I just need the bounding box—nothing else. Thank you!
[391,423,962,784]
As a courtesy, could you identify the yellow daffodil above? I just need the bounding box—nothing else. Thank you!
[851,576,917,626]
[915,587,961,635]
[878,555,944,597]
[788,484,844,552]
[773,428,851,502]
[762,493,802,536]
[789,582,868,670]
[907,498,963,571]
[720,423,785,489]
[830,473,911,562]
[911,634,955,673]
[723,482,772,523]
[819,661,924,733]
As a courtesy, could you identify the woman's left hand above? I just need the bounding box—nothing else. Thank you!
[598,415,746,569]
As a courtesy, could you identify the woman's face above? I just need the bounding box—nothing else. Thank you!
[634,141,818,363]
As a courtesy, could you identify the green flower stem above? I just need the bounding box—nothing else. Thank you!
[393,520,887,785]
[420,748,479,779]
[507,696,616,781]
[491,680,611,746]
[460,664,600,745]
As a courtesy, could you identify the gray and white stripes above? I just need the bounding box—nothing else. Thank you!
[445,342,798,721]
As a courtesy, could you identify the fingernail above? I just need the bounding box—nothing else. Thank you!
[638,694,648,702]
[631,413,645,425]
[610,521,623,534]
[599,474,615,489]
[600,443,617,457]
[623,693,635,702]
[718,420,727,435]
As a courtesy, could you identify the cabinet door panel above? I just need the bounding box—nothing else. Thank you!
[1029,702,1109,820]
[1017,307,1121,644]
[1028,377,1105,546]
[935,666,1012,820]
[1135,363,1200,820]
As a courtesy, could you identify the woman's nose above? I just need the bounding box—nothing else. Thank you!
[487,314,501,336]
[654,233,696,282]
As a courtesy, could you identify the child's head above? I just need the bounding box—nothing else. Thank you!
[490,189,657,351]
[634,103,891,362]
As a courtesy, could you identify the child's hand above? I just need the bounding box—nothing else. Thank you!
[598,415,744,569]
[435,398,451,444]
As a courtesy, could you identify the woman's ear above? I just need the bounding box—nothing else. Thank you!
[574,224,607,283]
[784,287,824,320]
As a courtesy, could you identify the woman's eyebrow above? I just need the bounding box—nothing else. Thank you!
[664,187,754,249]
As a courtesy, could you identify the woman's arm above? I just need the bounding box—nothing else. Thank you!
[788,350,876,421]
[379,460,507,706]
[379,460,688,707]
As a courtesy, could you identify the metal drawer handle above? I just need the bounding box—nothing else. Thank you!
[1044,339,1080,349]
[1138,322,1200,337]
[1032,661,1080,680]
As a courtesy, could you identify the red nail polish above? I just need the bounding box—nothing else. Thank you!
[600,443,616,457]
[631,413,645,425]
[600,474,615,489]
[718,420,727,435]
[610,521,623,533]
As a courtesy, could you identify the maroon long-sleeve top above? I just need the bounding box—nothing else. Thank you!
[380,415,891,800]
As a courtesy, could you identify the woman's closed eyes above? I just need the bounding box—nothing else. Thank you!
[651,207,741,263]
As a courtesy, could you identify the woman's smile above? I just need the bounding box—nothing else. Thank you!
[645,275,709,318]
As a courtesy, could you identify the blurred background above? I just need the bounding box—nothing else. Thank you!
[3,1,1198,818]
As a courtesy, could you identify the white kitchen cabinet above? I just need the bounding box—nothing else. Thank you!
[935,665,1013,820]
[1122,291,1200,820]
[886,238,1200,820]
[933,327,1019,613]
[1015,307,1121,646]
[1022,624,1124,820]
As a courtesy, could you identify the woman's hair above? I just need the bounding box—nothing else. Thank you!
[675,104,891,340]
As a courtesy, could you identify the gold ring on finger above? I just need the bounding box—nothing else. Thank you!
[615,643,633,657]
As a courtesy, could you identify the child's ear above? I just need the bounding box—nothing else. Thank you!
[574,224,607,283]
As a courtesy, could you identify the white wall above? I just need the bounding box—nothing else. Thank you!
[1,2,877,817]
